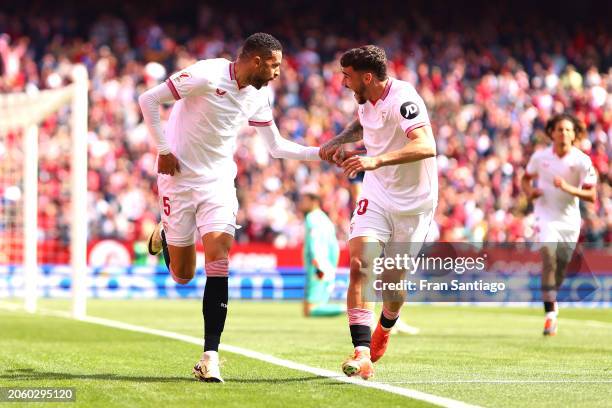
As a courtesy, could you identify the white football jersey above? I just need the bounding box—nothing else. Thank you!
[526,145,597,227]
[162,58,273,188]
[358,78,438,214]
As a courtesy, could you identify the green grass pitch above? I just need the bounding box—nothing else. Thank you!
[1,300,611,407]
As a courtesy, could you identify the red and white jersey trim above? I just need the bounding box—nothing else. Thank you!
[248,120,273,127]
[405,122,428,137]
[165,79,181,101]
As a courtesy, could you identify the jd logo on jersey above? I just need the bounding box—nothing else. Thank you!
[400,101,419,120]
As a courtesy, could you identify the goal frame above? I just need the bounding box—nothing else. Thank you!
[0,64,89,318]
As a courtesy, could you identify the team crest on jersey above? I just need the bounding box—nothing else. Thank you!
[381,110,388,121]
[400,101,419,120]
[172,71,191,83]
[215,88,227,96]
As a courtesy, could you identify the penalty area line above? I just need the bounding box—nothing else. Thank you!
[0,302,480,408]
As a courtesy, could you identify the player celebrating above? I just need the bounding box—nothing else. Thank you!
[138,33,320,382]
[348,173,420,335]
[522,113,597,336]
[320,45,437,379]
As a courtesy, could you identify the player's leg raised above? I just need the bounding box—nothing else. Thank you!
[154,189,198,284]
[166,244,197,284]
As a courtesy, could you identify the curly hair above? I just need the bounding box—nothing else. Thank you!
[340,45,388,81]
[239,32,282,59]
[545,113,586,140]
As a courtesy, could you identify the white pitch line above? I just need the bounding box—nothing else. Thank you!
[78,315,482,408]
[0,302,481,408]
[508,313,612,329]
[387,380,612,384]
[583,320,612,328]
[0,300,22,311]
[427,305,612,330]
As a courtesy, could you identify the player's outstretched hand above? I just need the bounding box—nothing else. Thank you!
[335,149,366,166]
[528,187,543,200]
[341,155,380,178]
[158,153,181,176]
[332,147,345,165]
[319,140,341,162]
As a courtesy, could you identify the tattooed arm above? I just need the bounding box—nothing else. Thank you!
[319,119,363,161]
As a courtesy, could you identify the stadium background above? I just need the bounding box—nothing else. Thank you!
[0,0,610,301]
[1,2,612,407]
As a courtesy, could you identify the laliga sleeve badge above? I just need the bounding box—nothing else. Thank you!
[172,71,191,83]
[400,101,419,120]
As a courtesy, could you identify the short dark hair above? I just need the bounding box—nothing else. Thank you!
[239,33,282,59]
[545,113,586,140]
[340,45,388,81]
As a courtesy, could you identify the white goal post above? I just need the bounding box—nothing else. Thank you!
[0,64,88,318]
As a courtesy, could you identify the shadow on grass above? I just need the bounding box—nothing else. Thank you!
[1,368,327,384]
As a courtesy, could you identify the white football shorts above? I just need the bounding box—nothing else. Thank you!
[535,219,580,244]
[349,197,434,244]
[534,219,580,254]
[157,178,239,247]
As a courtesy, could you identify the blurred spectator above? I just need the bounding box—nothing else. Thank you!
[0,1,609,265]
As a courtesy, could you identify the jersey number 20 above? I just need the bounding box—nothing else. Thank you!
[356,199,368,215]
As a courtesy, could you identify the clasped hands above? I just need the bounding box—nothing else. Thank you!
[319,142,380,178]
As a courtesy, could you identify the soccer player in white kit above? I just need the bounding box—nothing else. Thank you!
[138,33,320,382]
[522,113,597,336]
[320,46,437,379]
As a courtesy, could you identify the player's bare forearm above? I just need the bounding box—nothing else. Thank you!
[376,126,436,167]
[320,119,363,161]
[340,126,435,177]
[521,173,541,201]
[333,119,364,145]
[521,174,532,191]
[562,184,597,203]
[554,176,597,203]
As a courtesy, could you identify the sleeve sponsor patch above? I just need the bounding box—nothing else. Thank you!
[400,101,420,120]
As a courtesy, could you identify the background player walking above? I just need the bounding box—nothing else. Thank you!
[522,113,598,336]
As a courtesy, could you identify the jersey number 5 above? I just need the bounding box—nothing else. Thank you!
[163,196,171,216]
[356,199,368,215]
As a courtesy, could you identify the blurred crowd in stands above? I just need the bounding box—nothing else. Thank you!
[0,1,610,262]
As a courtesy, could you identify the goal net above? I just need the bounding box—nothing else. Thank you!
[0,64,88,318]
